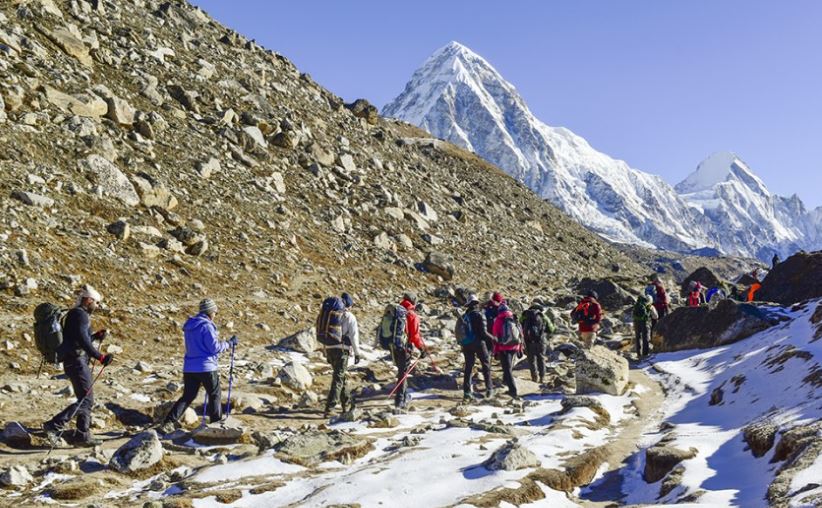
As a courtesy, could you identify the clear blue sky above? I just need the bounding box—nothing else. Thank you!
[190,0,822,208]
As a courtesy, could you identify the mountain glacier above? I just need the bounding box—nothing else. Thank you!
[383,41,822,260]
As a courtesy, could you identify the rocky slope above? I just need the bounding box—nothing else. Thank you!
[383,42,822,261]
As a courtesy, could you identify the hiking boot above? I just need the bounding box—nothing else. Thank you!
[538,377,545,385]
[75,435,103,448]
[462,391,475,402]
[530,372,538,382]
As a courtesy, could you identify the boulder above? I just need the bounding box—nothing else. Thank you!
[575,278,633,310]
[743,420,778,458]
[131,174,178,210]
[681,267,722,295]
[1,421,31,447]
[109,430,163,473]
[278,362,313,390]
[575,345,629,396]
[104,95,135,125]
[43,86,107,117]
[644,445,698,483]
[344,99,379,125]
[652,299,775,353]
[758,251,822,305]
[277,327,317,354]
[483,441,541,471]
[423,251,454,281]
[192,417,245,445]
[11,190,54,208]
[106,220,130,240]
[0,465,33,487]
[79,155,140,206]
[47,28,92,67]
[196,158,220,179]
[276,430,373,467]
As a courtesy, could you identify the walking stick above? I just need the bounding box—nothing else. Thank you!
[202,393,209,427]
[46,363,109,456]
[224,342,236,417]
[388,357,420,398]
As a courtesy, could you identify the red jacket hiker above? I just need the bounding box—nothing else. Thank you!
[652,280,669,316]
[575,296,603,333]
[400,298,424,351]
[492,306,522,354]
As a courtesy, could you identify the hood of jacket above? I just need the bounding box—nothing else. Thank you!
[184,313,214,334]
[400,299,416,311]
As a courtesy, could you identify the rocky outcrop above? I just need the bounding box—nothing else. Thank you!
[276,430,373,467]
[758,251,822,305]
[109,430,163,474]
[575,278,634,310]
[644,445,698,483]
[574,346,629,396]
[277,327,317,354]
[484,441,541,471]
[680,267,722,295]
[652,299,775,352]
[743,420,778,458]
[278,362,313,390]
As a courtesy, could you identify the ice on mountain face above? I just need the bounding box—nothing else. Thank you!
[384,43,822,260]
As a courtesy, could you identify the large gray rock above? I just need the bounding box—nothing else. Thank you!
[423,251,454,280]
[653,299,776,353]
[575,345,629,396]
[1,422,31,447]
[0,465,33,487]
[483,441,541,471]
[79,155,140,206]
[276,430,373,467]
[11,190,54,208]
[644,445,698,483]
[277,327,317,354]
[758,251,822,305]
[192,417,245,445]
[278,362,313,390]
[109,430,163,473]
[43,86,107,117]
[575,278,634,310]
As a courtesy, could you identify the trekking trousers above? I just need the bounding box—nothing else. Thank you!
[325,348,350,411]
[165,371,222,424]
[461,340,492,393]
[499,350,518,397]
[578,331,596,348]
[525,339,546,381]
[393,346,411,407]
[48,356,94,440]
[635,321,651,357]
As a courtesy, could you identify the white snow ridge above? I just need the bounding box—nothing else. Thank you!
[383,41,822,260]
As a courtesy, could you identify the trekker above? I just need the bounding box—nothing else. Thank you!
[772,253,780,269]
[572,290,603,348]
[648,275,669,334]
[484,292,504,338]
[323,293,360,417]
[633,294,658,358]
[521,298,554,383]
[687,281,706,307]
[492,303,522,398]
[393,292,426,410]
[160,299,237,433]
[459,294,494,400]
[43,285,113,447]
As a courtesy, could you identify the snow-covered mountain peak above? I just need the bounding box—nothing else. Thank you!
[676,151,767,196]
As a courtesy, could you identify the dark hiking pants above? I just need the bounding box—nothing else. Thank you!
[499,351,518,397]
[526,339,546,382]
[49,356,94,440]
[462,340,492,394]
[325,348,350,412]
[393,346,412,407]
[165,371,222,424]
[635,321,651,357]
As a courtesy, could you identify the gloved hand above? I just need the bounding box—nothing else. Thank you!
[354,355,361,365]
[228,336,239,347]
[100,354,114,366]
[93,329,108,341]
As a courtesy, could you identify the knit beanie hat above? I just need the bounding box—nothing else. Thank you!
[199,298,217,315]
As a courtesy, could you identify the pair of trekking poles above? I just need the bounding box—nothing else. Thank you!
[47,340,238,456]
[387,344,439,398]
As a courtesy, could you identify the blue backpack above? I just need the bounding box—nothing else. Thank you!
[455,312,476,346]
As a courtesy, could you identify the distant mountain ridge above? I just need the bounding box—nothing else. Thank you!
[383,41,822,260]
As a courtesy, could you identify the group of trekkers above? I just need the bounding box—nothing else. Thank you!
[36,267,760,447]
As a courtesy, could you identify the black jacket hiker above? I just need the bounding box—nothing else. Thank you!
[462,306,494,396]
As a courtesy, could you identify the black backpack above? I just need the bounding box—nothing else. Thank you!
[522,308,544,343]
[498,315,522,346]
[34,303,67,363]
[316,297,345,346]
[571,301,598,326]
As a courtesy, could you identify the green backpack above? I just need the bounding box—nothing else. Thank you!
[632,298,651,323]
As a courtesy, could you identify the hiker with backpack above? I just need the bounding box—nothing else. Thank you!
[456,294,495,401]
[377,292,426,410]
[483,292,504,341]
[687,281,706,307]
[648,274,670,333]
[521,298,555,384]
[318,293,360,418]
[492,302,522,398]
[632,294,658,358]
[43,285,113,447]
[571,290,602,348]
[159,299,238,434]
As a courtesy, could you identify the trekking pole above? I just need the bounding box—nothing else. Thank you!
[46,363,108,457]
[422,344,443,374]
[224,342,236,417]
[388,358,420,398]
